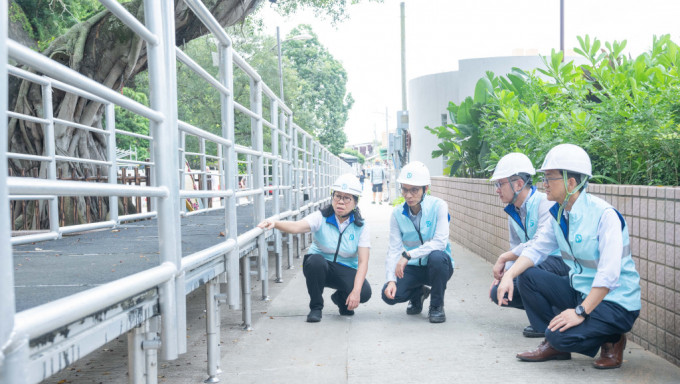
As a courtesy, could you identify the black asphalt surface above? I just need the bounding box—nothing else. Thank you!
[12,198,306,312]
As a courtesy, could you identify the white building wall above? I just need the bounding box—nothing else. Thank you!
[407,71,459,177]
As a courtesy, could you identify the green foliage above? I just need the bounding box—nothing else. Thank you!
[424,74,491,178]
[341,148,365,164]
[272,0,383,24]
[427,35,680,186]
[284,25,353,154]
[14,0,103,50]
[115,87,150,161]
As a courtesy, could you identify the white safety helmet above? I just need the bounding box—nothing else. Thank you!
[397,161,431,186]
[490,152,536,181]
[538,144,592,177]
[331,173,363,197]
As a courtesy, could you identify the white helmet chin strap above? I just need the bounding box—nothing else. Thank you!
[556,170,588,224]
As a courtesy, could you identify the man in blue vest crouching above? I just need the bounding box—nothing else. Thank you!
[382,161,454,323]
[488,153,570,337]
[496,144,641,369]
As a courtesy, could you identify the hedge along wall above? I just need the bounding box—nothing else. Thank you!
[430,176,680,366]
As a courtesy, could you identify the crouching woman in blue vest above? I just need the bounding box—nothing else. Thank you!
[257,174,371,323]
[496,144,641,369]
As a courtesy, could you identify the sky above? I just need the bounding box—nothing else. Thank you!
[257,0,680,145]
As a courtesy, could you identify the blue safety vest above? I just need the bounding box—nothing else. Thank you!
[393,195,453,267]
[549,191,641,311]
[505,187,560,257]
[308,213,363,269]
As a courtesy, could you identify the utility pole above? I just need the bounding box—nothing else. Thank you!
[560,0,564,61]
[400,2,407,111]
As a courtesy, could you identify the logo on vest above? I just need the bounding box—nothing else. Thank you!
[575,234,583,243]
[426,220,432,227]
[529,220,535,227]
[407,172,412,178]
[349,234,355,240]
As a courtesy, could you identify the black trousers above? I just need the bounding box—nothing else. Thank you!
[302,254,372,311]
[489,255,570,312]
[381,250,453,307]
[518,267,639,357]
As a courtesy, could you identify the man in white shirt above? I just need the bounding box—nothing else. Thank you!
[382,161,454,323]
[496,144,640,369]
[488,153,569,338]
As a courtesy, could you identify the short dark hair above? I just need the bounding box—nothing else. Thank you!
[565,171,588,190]
[509,173,532,189]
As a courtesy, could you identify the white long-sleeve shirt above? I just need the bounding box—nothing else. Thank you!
[521,208,624,291]
[506,197,557,270]
[385,201,449,282]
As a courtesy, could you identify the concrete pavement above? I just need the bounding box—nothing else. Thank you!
[42,188,680,383]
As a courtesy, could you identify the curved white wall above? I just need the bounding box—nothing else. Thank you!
[408,55,586,177]
[408,71,459,177]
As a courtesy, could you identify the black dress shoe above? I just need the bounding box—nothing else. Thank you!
[406,286,431,315]
[523,325,545,338]
[428,305,446,323]
[331,291,354,316]
[306,309,322,323]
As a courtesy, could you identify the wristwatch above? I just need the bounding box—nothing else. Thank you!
[575,305,589,319]
[401,251,411,260]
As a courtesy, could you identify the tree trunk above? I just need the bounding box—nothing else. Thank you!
[8,0,260,229]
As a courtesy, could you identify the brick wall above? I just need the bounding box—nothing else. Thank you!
[430,176,680,366]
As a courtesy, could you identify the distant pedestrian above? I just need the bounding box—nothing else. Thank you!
[257,174,371,323]
[359,169,365,191]
[370,160,385,204]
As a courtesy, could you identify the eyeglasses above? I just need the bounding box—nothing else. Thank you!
[493,180,509,189]
[401,187,422,196]
[333,193,354,204]
[541,176,563,184]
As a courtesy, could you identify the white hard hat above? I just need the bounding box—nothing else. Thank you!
[397,161,431,186]
[331,173,363,197]
[538,144,592,177]
[490,152,536,181]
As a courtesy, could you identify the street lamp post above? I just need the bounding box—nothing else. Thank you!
[274,28,312,104]
[276,27,284,102]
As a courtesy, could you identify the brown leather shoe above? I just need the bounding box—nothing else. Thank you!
[516,339,571,362]
[593,334,626,369]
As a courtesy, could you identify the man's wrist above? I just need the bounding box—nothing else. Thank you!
[401,251,411,260]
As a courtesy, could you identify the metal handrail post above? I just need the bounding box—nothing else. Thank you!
[294,129,301,256]
[179,131,187,214]
[220,43,240,310]
[271,100,283,283]
[200,138,207,209]
[105,103,119,225]
[0,2,28,380]
[285,115,294,267]
[159,0,186,355]
[42,81,60,236]
[250,78,269,300]
[145,0,179,360]
[301,134,308,248]
[315,142,320,202]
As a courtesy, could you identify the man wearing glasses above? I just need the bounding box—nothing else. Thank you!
[382,161,454,323]
[488,153,569,337]
[496,144,640,369]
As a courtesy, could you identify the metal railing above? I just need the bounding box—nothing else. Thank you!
[0,1,351,383]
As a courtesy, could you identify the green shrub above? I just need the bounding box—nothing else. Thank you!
[428,35,680,186]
